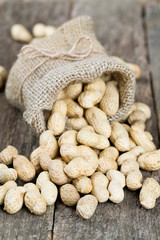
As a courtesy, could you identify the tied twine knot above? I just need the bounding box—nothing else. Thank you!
[18,35,104,102]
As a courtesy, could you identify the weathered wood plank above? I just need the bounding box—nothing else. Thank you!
[53,0,160,239]
[0,1,70,240]
[146,3,160,136]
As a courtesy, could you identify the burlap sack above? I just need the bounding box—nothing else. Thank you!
[5,16,136,135]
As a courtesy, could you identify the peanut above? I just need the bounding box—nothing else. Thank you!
[98,147,119,173]
[58,130,78,147]
[117,146,146,166]
[64,98,83,118]
[131,120,145,130]
[107,170,125,202]
[32,23,46,38]
[45,25,56,36]
[33,24,56,38]
[84,78,106,97]
[36,171,50,189]
[91,172,109,202]
[47,100,67,135]
[85,106,111,138]
[72,176,92,194]
[39,153,52,171]
[132,102,151,119]
[120,159,139,176]
[100,81,119,116]
[76,195,98,219]
[60,144,81,163]
[0,163,8,170]
[78,90,102,108]
[48,158,70,185]
[24,186,47,215]
[11,24,32,43]
[69,117,88,131]
[0,181,17,205]
[0,167,17,184]
[0,145,18,165]
[60,144,98,163]
[139,178,160,209]
[56,90,66,100]
[77,129,110,149]
[39,130,58,158]
[108,181,124,203]
[120,158,142,191]
[110,122,130,151]
[4,187,25,214]
[107,170,125,188]
[64,156,98,178]
[30,130,58,171]
[40,181,58,205]
[13,155,35,182]
[137,150,160,171]
[130,125,156,151]
[126,170,142,190]
[24,183,40,193]
[65,82,82,100]
[38,178,58,206]
[0,65,7,89]
[128,110,147,125]
[30,146,47,172]
[118,146,144,190]
[60,184,80,206]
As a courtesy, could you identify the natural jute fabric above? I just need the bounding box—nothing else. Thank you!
[5,16,136,135]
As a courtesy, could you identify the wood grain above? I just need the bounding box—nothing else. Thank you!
[146,3,160,136]
[0,1,70,240]
[0,0,160,239]
[53,1,160,240]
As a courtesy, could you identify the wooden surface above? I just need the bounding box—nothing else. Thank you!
[146,3,160,136]
[0,0,160,239]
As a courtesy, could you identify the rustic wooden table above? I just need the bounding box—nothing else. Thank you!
[0,0,160,239]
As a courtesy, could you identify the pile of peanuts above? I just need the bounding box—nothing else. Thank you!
[0,73,160,219]
[10,23,56,43]
[0,23,159,219]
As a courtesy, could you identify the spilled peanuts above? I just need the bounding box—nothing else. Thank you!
[1,50,160,219]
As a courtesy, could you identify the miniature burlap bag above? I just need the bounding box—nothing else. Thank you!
[5,16,136,135]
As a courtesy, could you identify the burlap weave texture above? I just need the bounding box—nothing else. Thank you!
[5,16,136,135]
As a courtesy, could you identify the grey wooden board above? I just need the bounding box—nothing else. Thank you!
[0,0,70,240]
[53,0,160,240]
[0,0,160,239]
[146,3,160,137]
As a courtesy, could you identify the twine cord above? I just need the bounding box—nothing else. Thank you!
[18,35,105,101]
